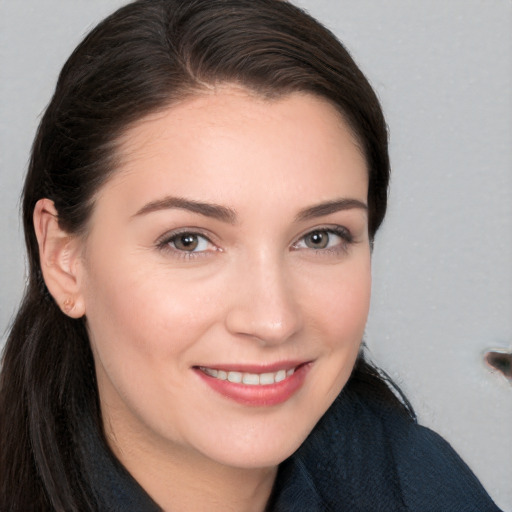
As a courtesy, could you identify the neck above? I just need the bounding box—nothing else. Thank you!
[104,420,278,512]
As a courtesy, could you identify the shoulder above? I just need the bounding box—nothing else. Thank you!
[272,391,502,512]
[348,391,502,511]
[388,420,501,512]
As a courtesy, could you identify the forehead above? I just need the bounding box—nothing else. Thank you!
[97,88,368,214]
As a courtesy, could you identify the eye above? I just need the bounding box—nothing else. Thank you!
[293,227,352,252]
[171,233,208,252]
[158,231,214,254]
[303,230,331,249]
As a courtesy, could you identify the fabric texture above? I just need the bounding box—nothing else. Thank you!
[267,389,501,512]
[81,387,502,512]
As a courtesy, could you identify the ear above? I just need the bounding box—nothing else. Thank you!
[33,198,86,318]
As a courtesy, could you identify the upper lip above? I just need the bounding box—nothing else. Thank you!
[194,360,311,374]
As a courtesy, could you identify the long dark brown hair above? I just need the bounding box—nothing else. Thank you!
[0,0,413,510]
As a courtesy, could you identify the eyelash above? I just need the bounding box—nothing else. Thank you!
[156,225,354,259]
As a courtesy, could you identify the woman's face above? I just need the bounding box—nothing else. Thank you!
[79,88,371,469]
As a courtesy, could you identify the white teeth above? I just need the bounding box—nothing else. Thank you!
[200,366,297,385]
[203,367,218,378]
[227,371,242,383]
[259,372,275,385]
[275,370,286,383]
[242,373,260,385]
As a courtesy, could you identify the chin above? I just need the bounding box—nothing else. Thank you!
[190,404,334,471]
[204,434,307,470]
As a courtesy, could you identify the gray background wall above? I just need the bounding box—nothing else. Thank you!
[1,1,511,509]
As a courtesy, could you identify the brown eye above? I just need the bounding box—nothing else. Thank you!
[158,231,213,256]
[304,230,329,249]
[172,233,200,251]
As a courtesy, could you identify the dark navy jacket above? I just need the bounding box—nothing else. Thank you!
[83,387,502,511]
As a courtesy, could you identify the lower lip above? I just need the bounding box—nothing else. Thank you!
[195,363,311,406]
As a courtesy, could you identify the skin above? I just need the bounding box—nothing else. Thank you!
[35,88,371,511]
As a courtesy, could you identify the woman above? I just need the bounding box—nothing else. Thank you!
[0,0,502,510]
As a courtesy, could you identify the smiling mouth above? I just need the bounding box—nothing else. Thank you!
[195,362,311,406]
[197,366,298,386]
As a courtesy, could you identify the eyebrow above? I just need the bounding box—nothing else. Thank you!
[295,198,368,221]
[133,195,367,223]
[133,196,237,223]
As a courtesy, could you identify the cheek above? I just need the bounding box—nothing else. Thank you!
[302,256,371,396]
[85,272,201,355]
[81,247,228,375]
[303,256,372,346]
[81,259,224,430]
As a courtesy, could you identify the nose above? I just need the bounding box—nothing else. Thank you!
[224,254,303,346]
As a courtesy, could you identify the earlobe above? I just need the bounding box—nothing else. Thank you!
[33,198,86,318]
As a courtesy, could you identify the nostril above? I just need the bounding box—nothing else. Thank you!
[484,349,512,381]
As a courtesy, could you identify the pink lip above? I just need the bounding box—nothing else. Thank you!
[194,361,312,407]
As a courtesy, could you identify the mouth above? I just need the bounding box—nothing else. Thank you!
[197,366,299,386]
[194,362,311,406]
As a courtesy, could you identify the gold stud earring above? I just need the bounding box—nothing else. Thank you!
[62,298,74,313]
